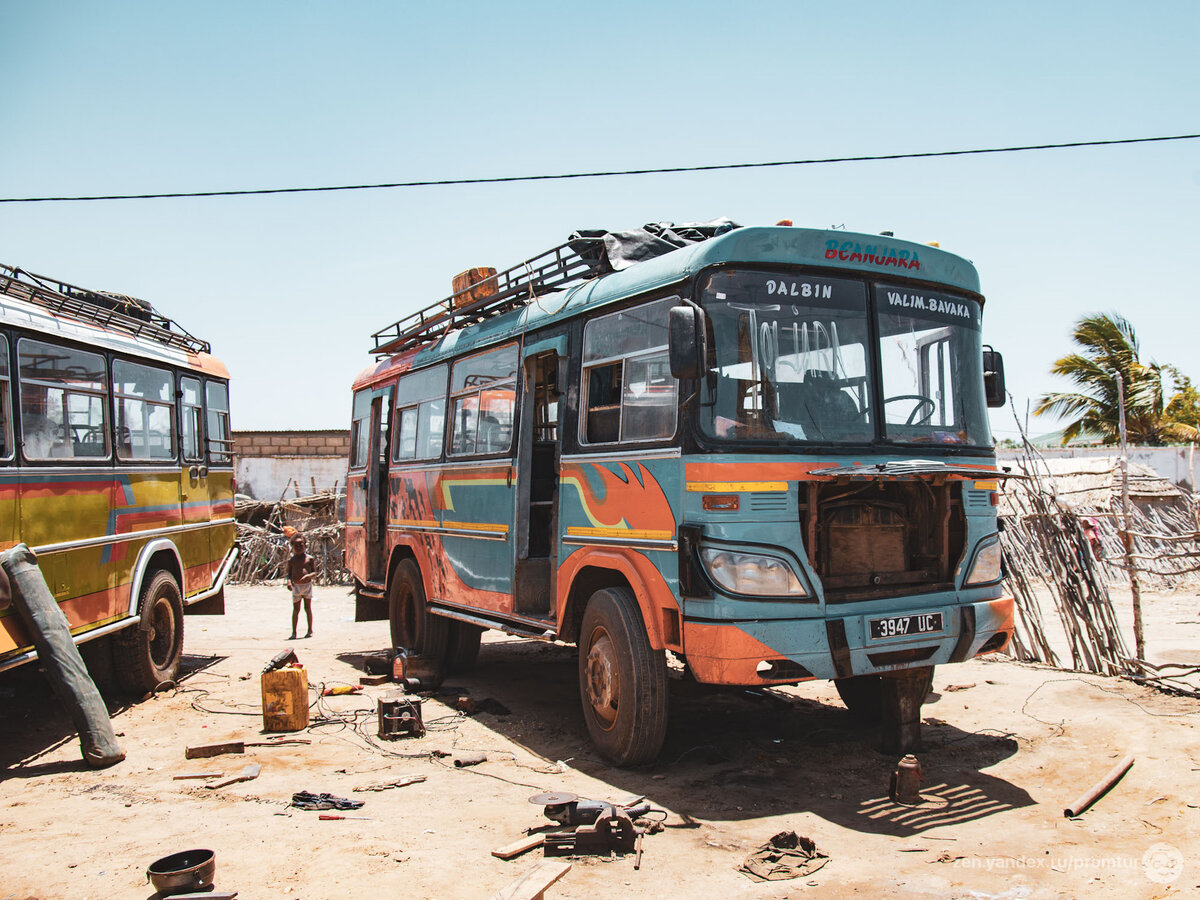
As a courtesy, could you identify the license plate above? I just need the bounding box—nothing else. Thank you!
[869,612,943,640]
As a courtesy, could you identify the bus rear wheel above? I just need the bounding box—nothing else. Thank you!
[445,622,483,674]
[115,569,184,694]
[389,559,448,659]
[577,586,668,767]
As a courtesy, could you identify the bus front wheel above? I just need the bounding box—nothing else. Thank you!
[835,667,935,720]
[115,569,184,694]
[389,559,448,659]
[577,586,668,767]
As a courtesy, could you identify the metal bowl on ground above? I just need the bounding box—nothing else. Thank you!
[145,848,216,896]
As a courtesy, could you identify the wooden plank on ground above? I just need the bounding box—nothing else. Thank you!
[491,833,545,860]
[489,860,571,900]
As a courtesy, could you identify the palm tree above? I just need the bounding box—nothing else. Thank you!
[1035,313,1197,445]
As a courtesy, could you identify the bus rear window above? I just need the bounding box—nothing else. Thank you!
[206,381,232,463]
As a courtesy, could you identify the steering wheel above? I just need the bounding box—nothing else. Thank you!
[885,394,937,425]
[73,425,104,444]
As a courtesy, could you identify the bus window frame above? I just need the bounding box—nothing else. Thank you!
[0,332,12,463]
[349,387,373,471]
[391,363,448,463]
[16,336,111,464]
[578,297,680,448]
[179,374,205,463]
[447,342,518,459]
[111,357,178,464]
[204,378,233,465]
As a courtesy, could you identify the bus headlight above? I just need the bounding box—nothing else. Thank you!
[964,537,1002,585]
[699,548,808,597]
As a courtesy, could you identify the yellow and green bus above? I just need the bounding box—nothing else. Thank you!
[0,264,237,692]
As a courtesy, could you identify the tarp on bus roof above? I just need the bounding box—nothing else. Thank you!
[569,218,741,273]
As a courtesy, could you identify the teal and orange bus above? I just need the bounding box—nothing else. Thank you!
[0,265,237,692]
[347,222,1012,765]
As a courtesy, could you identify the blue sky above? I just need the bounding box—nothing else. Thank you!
[2,1,1197,438]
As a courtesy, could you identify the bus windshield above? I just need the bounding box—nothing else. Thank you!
[697,268,990,446]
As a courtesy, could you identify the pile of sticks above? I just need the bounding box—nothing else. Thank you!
[999,452,1133,675]
[999,427,1199,683]
[231,489,350,586]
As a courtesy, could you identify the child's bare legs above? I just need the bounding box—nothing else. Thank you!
[302,596,313,638]
[291,599,301,640]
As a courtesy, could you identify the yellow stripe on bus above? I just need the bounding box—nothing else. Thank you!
[442,521,509,534]
[686,481,789,493]
[565,526,674,541]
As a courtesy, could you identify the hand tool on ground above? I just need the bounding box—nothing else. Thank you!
[530,792,653,858]
[530,791,651,826]
[262,648,298,673]
[172,772,223,780]
[322,685,362,696]
[185,739,310,759]
[318,814,372,820]
[204,763,261,789]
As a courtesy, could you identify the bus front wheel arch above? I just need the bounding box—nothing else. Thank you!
[114,569,184,694]
[577,586,668,767]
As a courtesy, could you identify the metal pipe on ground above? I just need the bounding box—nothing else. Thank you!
[1064,754,1135,818]
[0,544,126,768]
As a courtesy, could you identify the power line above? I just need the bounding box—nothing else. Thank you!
[2,132,1197,204]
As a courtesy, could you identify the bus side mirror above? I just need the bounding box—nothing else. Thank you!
[983,346,1006,408]
[669,304,708,380]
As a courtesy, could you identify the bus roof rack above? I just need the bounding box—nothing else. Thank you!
[0,264,211,354]
[370,219,740,357]
[371,239,603,357]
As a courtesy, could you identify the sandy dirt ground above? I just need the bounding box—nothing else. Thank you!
[2,583,1200,900]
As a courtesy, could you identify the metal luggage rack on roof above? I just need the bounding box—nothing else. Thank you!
[371,239,606,357]
[0,264,211,354]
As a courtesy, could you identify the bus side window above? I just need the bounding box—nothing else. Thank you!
[448,345,517,457]
[205,380,232,463]
[392,364,448,462]
[581,298,678,445]
[17,338,109,461]
[349,389,371,468]
[0,333,11,461]
[113,360,176,461]
[180,376,204,462]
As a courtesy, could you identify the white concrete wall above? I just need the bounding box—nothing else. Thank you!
[998,445,1199,490]
[235,456,348,501]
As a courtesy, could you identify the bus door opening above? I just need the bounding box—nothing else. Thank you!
[514,350,561,617]
[365,389,392,582]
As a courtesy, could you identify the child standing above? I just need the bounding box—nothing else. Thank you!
[286,534,316,640]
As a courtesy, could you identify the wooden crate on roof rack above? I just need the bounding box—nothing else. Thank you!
[371,239,604,357]
[451,267,499,310]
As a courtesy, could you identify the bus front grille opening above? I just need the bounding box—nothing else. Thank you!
[802,480,966,603]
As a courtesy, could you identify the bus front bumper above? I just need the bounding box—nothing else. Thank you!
[682,596,1014,686]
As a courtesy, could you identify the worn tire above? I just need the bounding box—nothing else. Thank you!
[445,622,484,674]
[578,586,668,767]
[388,559,448,658]
[114,569,184,693]
[835,667,935,720]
